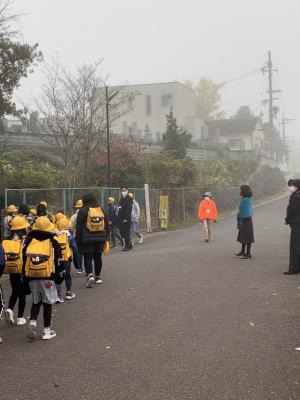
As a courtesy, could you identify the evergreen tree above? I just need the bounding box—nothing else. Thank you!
[162,108,192,158]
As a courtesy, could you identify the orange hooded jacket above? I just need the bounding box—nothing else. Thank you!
[198,198,218,221]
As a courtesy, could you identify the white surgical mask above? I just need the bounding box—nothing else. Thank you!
[289,185,297,194]
[204,196,210,200]
[121,191,128,197]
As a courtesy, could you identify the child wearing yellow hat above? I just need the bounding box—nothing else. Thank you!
[23,216,64,340]
[2,216,30,327]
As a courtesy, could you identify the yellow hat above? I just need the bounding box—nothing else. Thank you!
[10,215,30,231]
[56,218,70,231]
[39,201,48,208]
[7,204,18,213]
[128,192,134,198]
[75,199,83,208]
[30,209,37,216]
[107,197,115,203]
[54,212,65,222]
[33,216,55,232]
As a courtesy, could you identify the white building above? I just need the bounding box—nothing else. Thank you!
[111,81,203,144]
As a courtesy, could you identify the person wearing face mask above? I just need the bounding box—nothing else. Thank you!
[197,192,218,242]
[284,179,300,275]
[118,185,134,251]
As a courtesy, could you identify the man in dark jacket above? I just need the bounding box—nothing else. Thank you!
[118,185,133,251]
[76,193,110,287]
[284,179,300,274]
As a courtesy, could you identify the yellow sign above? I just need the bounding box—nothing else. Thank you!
[159,195,169,229]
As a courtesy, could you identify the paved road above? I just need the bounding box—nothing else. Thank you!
[1,198,299,400]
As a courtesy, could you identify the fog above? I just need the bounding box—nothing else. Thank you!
[12,0,300,170]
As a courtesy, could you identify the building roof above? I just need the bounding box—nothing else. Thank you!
[110,81,195,94]
[205,118,259,136]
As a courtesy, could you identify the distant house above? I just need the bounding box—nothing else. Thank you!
[111,81,204,144]
[204,118,264,153]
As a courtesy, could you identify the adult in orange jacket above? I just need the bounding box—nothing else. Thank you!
[197,191,218,242]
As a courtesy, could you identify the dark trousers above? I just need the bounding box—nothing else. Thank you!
[120,223,132,249]
[56,261,72,295]
[84,252,102,277]
[8,274,27,318]
[289,223,300,273]
[110,223,123,246]
[73,244,83,271]
[30,302,52,328]
[0,284,4,317]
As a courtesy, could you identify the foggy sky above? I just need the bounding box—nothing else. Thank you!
[12,0,300,170]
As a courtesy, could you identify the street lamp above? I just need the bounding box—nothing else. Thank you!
[105,85,120,187]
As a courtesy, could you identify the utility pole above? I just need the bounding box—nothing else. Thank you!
[262,51,281,161]
[105,85,111,187]
[105,85,121,187]
[282,114,286,144]
[267,51,273,151]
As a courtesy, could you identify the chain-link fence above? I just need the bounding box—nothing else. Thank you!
[4,163,286,233]
[4,186,220,230]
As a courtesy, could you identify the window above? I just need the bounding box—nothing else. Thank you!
[161,93,173,108]
[145,95,151,116]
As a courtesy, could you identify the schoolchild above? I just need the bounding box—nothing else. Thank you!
[0,244,6,344]
[3,216,31,326]
[23,216,64,340]
[55,218,76,302]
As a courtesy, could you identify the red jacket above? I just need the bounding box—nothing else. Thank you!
[198,199,218,221]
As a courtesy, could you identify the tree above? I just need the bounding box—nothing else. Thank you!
[32,58,135,187]
[162,108,192,158]
[185,78,225,120]
[0,0,42,118]
[90,138,143,186]
[142,151,196,188]
[0,149,62,191]
[233,105,255,119]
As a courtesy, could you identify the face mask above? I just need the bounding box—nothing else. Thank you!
[289,186,297,194]
[121,191,128,197]
[204,196,210,200]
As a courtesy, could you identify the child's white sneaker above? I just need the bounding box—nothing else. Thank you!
[16,318,27,326]
[65,292,76,300]
[42,328,56,340]
[27,320,37,339]
[86,273,95,288]
[4,309,14,326]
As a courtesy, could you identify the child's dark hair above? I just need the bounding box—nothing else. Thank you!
[9,229,27,240]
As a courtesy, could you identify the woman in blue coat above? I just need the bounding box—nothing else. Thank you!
[235,185,254,259]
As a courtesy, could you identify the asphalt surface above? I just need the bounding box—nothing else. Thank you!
[0,198,299,400]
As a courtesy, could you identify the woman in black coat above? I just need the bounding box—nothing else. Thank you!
[235,185,254,259]
[284,179,300,275]
[76,193,110,287]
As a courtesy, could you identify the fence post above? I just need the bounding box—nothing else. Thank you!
[62,189,67,214]
[101,188,104,206]
[5,190,7,208]
[23,190,27,204]
[182,188,186,222]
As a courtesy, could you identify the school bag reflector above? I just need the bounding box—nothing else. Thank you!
[2,240,23,274]
[25,239,54,278]
[55,233,71,261]
[86,207,105,232]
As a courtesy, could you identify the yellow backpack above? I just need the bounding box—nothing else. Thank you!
[86,207,105,232]
[2,240,23,274]
[55,233,71,261]
[25,238,54,278]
